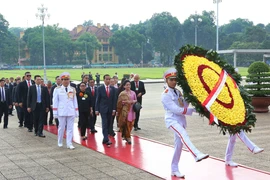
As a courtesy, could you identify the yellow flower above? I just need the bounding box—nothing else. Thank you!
[182,55,245,125]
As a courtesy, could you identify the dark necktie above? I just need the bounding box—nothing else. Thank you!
[174,89,177,95]
[65,87,68,92]
[92,87,95,96]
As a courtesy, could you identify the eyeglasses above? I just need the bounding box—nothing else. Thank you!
[26,75,31,77]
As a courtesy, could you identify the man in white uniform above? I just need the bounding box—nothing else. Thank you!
[225,130,264,167]
[225,67,264,167]
[161,68,209,178]
[53,72,78,149]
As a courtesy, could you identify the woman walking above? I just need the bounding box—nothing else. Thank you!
[117,80,137,144]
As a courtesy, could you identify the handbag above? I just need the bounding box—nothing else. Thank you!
[133,102,142,112]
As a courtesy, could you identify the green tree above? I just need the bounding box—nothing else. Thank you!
[76,32,101,64]
[82,20,93,26]
[147,12,182,65]
[110,28,145,64]
[9,27,25,38]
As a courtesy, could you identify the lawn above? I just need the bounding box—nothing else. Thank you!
[0,67,248,81]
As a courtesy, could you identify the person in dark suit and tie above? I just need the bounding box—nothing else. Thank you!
[50,76,62,127]
[0,79,12,128]
[5,78,14,116]
[131,74,146,131]
[27,75,49,137]
[95,74,117,146]
[87,79,98,133]
[17,72,35,132]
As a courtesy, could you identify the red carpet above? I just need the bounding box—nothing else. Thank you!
[44,125,270,180]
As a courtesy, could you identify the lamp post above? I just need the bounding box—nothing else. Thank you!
[85,42,88,65]
[213,0,222,51]
[141,39,150,67]
[190,11,202,46]
[36,4,49,83]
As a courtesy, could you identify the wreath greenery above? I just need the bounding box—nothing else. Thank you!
[174,45,256,135]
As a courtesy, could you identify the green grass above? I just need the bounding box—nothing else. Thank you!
[1,67,249,81]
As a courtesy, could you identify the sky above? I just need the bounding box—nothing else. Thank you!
[1,0,269,30]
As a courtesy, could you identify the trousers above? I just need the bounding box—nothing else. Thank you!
[169,123,201,172]
[58,116,75,146]
[225,130,257,161]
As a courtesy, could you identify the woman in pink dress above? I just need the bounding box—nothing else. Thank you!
[117,80,137,144]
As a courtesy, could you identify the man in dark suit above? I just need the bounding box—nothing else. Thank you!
[50,76,62,127]
[17,72,35,132]
[131,74,146,131]
[27,75,49,137]
[0,79,12,128]
[5,78,14,116]
[87,79,98,133]
[95,74,117,146]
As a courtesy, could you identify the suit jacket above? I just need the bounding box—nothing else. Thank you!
[131,81,146,104]
[12,85,17,103]
[87,86,97,110]
[0,87,12,107]
[5,83,13,94]
[27,85,49,111]
[17,80,35,107]
[95,85,116,114]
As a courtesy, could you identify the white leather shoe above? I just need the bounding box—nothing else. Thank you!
[58,143,63,147]
[67,145,75,150]
[225,161,238,167]
[253,147,264,154]
[171,171,185,178]
[195,153,209,162]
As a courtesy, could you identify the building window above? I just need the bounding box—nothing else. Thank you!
[103,44,108,52]
[109,46,112,52]
[99,54,102,61]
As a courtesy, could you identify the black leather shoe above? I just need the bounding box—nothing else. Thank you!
[18,125,23,127]
[134,127,138,131]
[109,132,116,137]
[102,141,112,145]
[137,127,141,130]
[49,123,55,126]
[91,129,98,133]
[38,134,46,138]
[3,126,7,129]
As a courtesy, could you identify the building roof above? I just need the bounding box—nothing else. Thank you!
[70,23,112,40]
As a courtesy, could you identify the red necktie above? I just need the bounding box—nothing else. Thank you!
[28,81,30,87]
[136,82,138,88]
[92,87,95,96]
[106,86,110,97]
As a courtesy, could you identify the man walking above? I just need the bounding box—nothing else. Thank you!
[53,72,78,149]
[0,79,12,128]
[27,75,49,137]
[87,79,98,133]
[95,74,117,146]
[131,74,146,131]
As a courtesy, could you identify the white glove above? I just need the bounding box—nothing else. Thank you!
[185,108,196,115]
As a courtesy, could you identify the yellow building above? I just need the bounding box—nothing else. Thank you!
[70,23,118,64]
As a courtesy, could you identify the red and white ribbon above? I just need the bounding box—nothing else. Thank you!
[202,69,228,125]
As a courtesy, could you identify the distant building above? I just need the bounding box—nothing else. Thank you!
[70,23,119,64]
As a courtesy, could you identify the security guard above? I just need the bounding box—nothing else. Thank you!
[53,72,79,149]
[161,68,209,178]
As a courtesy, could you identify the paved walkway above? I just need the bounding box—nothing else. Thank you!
[0,83,269,180]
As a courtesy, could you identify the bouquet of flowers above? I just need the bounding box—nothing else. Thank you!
[174,45,256,135]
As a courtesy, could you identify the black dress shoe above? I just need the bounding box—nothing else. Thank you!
[18,125,23,127]
[38,134,46,138]
[91,129,98,133]
[49,123,55,126]
[134,127,138,131]
[109,132,116,137]
[137,127,141,130]
[3,126,7,129]
[102,141,112,145]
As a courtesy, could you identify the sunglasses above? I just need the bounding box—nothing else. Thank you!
[26,75,31,77]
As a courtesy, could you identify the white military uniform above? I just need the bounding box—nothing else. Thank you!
[53,85,78,147]
[225,131,261,163]
[162,87,203,172]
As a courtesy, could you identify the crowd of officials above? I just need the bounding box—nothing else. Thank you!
[0,71,146,148]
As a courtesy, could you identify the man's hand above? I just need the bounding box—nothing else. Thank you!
[9,105,12,109]
[112,111,115,116]
[137,93,142,97]
[95,111,99,116]
[27,108,31,113]
[46,108,49,112]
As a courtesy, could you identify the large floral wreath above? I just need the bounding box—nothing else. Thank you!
[174,45,256,135]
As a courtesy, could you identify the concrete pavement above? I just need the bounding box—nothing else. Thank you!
[0,83,269,180]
